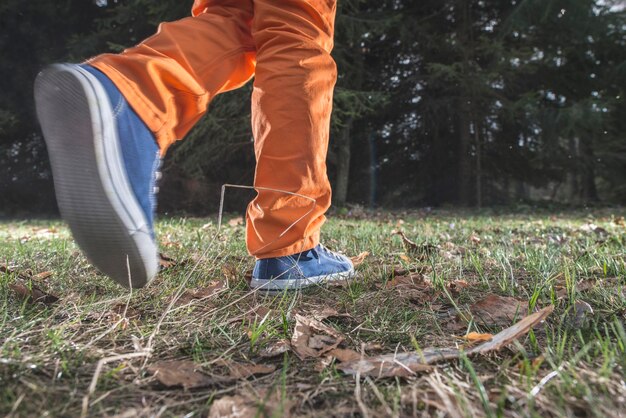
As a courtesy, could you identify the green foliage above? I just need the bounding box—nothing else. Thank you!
[0,0,624,213]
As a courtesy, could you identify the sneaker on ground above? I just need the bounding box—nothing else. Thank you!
[34,64,160,288]
[251,244,355,290]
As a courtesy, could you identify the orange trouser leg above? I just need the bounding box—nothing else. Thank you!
[246,0,337,258]
[89,0,256,149]
[88,0,337,259]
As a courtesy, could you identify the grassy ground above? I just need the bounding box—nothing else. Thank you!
[1,208,625,417]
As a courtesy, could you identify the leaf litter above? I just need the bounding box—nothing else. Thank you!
[337,306,553,377]
[291,314,345,360]
[470,294,525,326]
[2,263,59,305]
[149,358,275,390]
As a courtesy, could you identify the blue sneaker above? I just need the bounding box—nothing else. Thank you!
[34,64,160,288]
[251,244,355,290]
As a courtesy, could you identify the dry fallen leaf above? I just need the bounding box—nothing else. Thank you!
[173,281,226,307]
[350,251,370,268]
[159,253,177,269]
[393,231,438,259]
[291,314,344,360]
[386,273,429,290]
[228,217,244,227]
[447,279,470,294]
[259,339,291,358]
[328,348,362,362]
[149,360,216,389]
[9,280,59,306]
[208,395,257,418]
[470,294,525,326]
[338,306,553,377]
[209,389,294,418]
[31,271,53,281]
[308,307,351,321]
[462,332,494,342]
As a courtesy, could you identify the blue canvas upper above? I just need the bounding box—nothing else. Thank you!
[81,65,160,232]
[253,244,353,281]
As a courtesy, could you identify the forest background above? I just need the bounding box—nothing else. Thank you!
[1,0,624,215]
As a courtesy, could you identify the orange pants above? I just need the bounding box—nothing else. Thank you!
[88,0,337,258]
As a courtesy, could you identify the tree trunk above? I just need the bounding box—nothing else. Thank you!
[368,132,377,208]
[474,120,482,208]
[334,119,353,206]
[456,0,473,206]
[567,137,580,204]
[458,101,472,206]
[580,136,599,202]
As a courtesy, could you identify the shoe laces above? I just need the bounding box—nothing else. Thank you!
[152,156,163,195]
[318,244,343,261]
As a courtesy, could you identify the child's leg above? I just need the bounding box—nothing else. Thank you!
[246,0,338,258]
[35,1,257,287]
[89,0,256,153]
[90,0,338,260]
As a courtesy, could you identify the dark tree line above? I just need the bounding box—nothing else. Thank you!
[0,0,624,215]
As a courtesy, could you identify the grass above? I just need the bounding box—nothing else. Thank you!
[1,208,625,417]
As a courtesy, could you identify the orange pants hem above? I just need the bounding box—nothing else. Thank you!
[254,231,320,259]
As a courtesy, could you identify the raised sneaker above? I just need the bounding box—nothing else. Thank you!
[34,64,160,287]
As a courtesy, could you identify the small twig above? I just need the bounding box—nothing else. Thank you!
[529,363,565,398]
[8,393,25,417]
[354,370,371,418]
[81,351,150,418]
[365,376,394,416]
[218,184,316,256]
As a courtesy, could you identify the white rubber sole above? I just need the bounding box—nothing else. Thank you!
[34,64,158,288]
[250,268,356,291]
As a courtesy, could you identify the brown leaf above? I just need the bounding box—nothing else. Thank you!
[208,396,257,418]
[393,231,438,259]
[259,339,291,358]
[350,251,370,268]
[328,348,362,362]
[172,280,226,307]
[228,216,244,227]
[9,280,58,305]
[209,389,294,418]
[148,360,216,389]
[469,234,481,245]
[159,253,177,269]
[291,314,344,360]
[470,294,525,326]
[462,332,494,342]
[31,271,53,281]
[338,306,553,377]
[31,227,59,239]
[308,307,352,321]
[1,264,32,280]
[386,273,429,290]
[447,279,470,295]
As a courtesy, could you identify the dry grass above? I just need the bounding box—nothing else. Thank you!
[1,208,625,417]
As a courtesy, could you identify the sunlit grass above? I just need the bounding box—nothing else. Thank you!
[1,208,625,417]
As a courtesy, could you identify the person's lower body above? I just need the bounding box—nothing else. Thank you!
[34,0,354,290]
